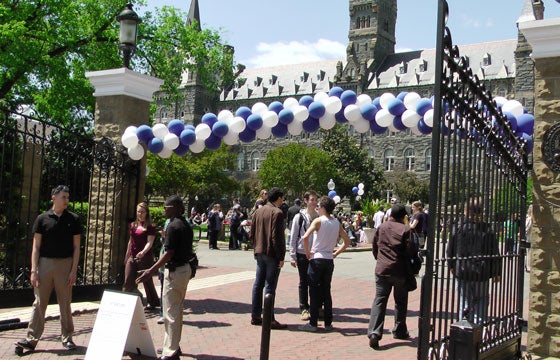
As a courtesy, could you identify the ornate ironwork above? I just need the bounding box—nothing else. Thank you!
[542,122,560,172]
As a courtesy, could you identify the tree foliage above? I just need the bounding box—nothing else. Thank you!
[258,143,336,199]
[0,0,233,128]
[320,124,386,201]
[389,170,429,204]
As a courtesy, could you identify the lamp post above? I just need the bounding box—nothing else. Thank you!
[116,4,142,69]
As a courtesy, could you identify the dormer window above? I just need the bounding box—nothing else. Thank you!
[418,60,427,72]
[399,62,408,74]
[482,53,491,66]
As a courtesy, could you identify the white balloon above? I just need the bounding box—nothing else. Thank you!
[353,118,371,133]
[313,92,329,103]
[493,96,507,108]
[358,188,364,196]
[195,123,211,140]
[163,133,180,150]
[256,126,272,139]
[358,183,364,189]
[217,109,234,122]
[251,102,268,115]
[333,195,341,204]
[404,92,421,110]
[158,146,173,158]
[357,94,373,108]
[287,120,303,136]
[344,104,362,123]
[502,100,524,118]
[230,116,246,133]
[189,139,205,153]
[411,126,422,135]
[127,143,145,160]
[319,113,337,130]
[293,105,309,123]
[423,109,434,127]
[323,96,342,114]
[387,123,399,132]
[379,92,396,109]
[283,97,299,110]
[261,110,279,128]
[222,131,239,145]
[375,109,395,127]
[355,195,361,201]
[401,109,421,128]
[121,131,139,148]
[152,123,169,139]
[124,125,138,134]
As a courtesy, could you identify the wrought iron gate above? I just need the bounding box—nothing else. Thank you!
[0,107,141,307]
[418,1,530,359]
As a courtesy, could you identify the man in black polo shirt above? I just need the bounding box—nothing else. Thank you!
[137,195,194,360]
[16,185,82,352]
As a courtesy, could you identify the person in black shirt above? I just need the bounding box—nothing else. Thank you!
[16,185,82,352]
[137,195,194,360]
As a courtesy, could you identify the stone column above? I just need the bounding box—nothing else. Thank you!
[84,68,163,284]
[519,18,560,358]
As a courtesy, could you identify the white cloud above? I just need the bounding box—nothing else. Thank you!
[459,15,494,29]
[243,39,346,68]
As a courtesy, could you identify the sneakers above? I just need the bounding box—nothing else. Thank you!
[300,309,310,321]
[298,323,318,332]
[16,339,36,351]
[62,340,76,350]
[157,316,165,324]
[369,335,380,349]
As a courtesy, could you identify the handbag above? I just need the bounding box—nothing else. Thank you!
[187,253,198,279]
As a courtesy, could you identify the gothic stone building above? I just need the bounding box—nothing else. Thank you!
[153,0,539,199]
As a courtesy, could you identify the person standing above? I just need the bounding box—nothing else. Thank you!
[136,195,194,360]
[373,205,385,229]
[446,198,501,324]
[16,185,82,351]
[229,204,243,250]
[298,196,351,332]
[409,201,427,249]
[250,187,287,330]
[207,203,223,250]
[367,204,416,349]
[289,190,319,321]
[287,198,302,230]
[122,202,160,310]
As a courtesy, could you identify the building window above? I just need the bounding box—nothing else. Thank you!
[404,148,415,171]
[250,151,261,171]
[384,149,395,171]
[425,149,432,171]
[237,152,245,171]
[482,53,491,66]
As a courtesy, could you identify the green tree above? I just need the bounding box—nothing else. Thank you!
[258,143,336,199]
[390,170,429,204]
[320,124,386,201]
[0,1,233,128]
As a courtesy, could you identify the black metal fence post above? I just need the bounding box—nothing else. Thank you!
[260,293,274,360]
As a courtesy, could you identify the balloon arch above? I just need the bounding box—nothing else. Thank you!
[121,86,535,160]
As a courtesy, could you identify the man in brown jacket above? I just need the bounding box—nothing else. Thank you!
[367,204,417,349]
[250,187,287,329]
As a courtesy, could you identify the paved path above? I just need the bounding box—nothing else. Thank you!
[0,242,530,359]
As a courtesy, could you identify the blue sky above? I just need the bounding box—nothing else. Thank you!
[143,0,560,68]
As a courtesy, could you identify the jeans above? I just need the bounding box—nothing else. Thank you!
[296,253,310,310]
[457,279,490,324]
[367,274,409,340]
[251,254,281,319]
[308,258,334,327]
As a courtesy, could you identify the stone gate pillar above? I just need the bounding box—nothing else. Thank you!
[519,17,560,358]
[85,68,163,284]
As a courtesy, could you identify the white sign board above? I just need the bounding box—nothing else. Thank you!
[85,290,157,359]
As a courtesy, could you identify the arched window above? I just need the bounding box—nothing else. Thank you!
[404,148,415,171]
[237,152,245,171]
[384,149,395,171]
[425,148,432,171]
[250,151,261,172]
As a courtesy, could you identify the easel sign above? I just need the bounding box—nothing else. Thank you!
[85,290,157,359]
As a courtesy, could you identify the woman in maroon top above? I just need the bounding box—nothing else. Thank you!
[122,202,160,309]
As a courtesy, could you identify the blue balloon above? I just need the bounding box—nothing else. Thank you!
[271,123,288,138]
[335,109,348,123]
[147,138,164,153]
[201,113,218,128]
[302,117,320,133]
[417,119,433,134]
[328,87,344,98]
[204,134,222,150]
[502,111,517,132]
[516,113,534,135]
[212,120,229,138]
[168,119,185,136]
[173,143,189,156]
[308,101,326,119]
[235,106,252,120]
[372,97,381,109]
[136,125,154,143]
[340,90,357,107]
[370,119,386,134]
[352,186,358,194]
[397,91,408,101]
[238,128,256,143]
[299,95,314,108]
[416,98,433,116]
[393,115,407,131]
[360,103,378,121]
[268,101,284,114]
[521,133,533,153]
[180,128,196,145]
[387,98,406,116]
[246,114,263,131]
[328,190,337,198]
[278,108,294,125]
[184,124,195,131]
